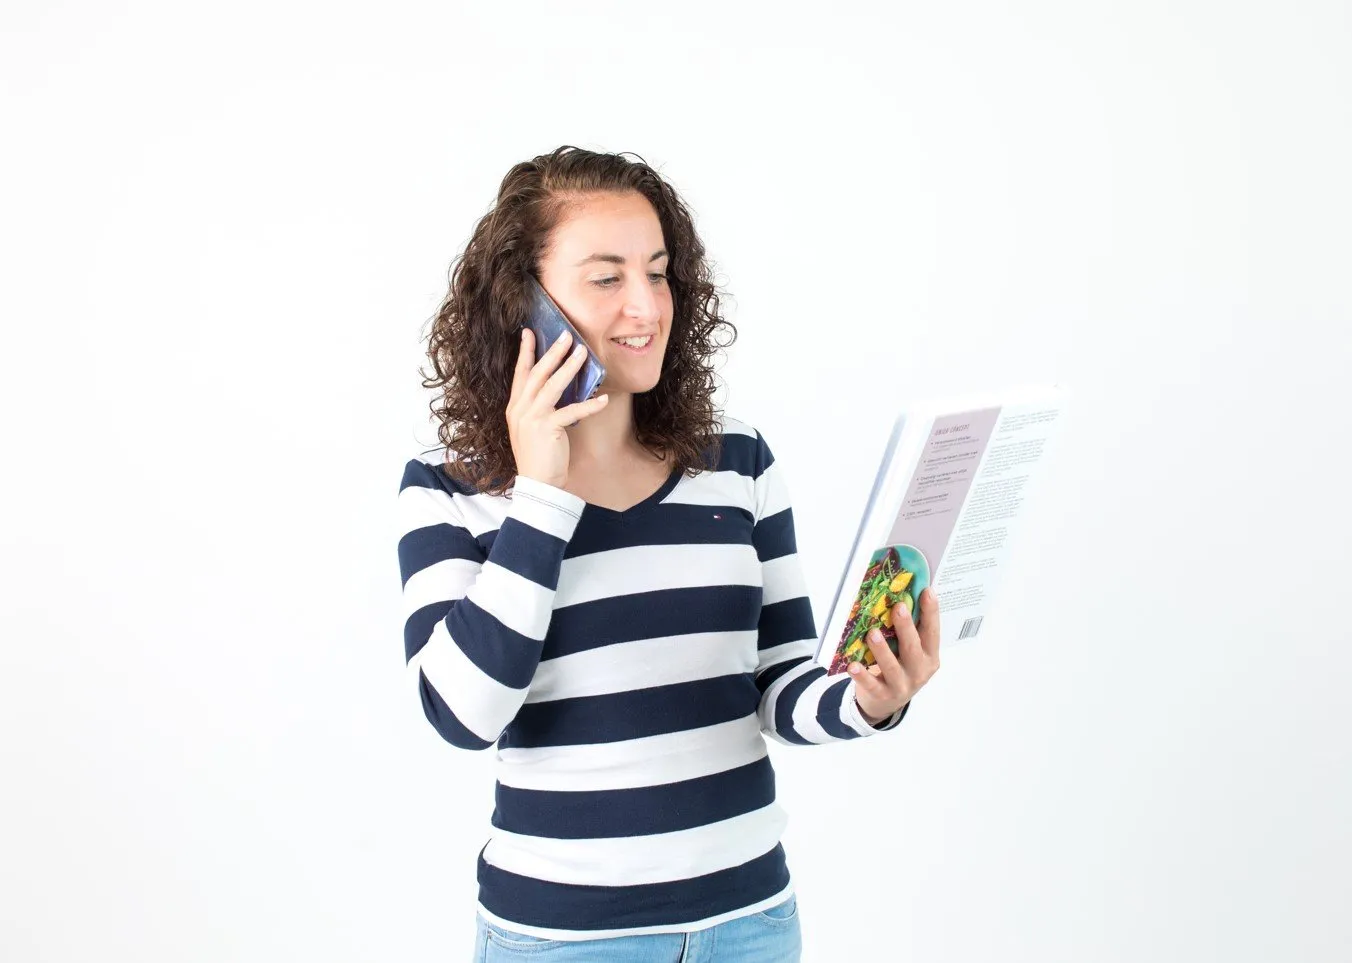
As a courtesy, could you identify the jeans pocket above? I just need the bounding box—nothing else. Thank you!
[754,894,799,924]
[482,919,565,955]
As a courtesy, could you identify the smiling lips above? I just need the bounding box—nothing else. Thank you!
[610,334,655,354]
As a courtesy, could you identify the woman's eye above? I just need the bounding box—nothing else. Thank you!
[591,274,666,288]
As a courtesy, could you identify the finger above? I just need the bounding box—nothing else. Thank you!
[533,341,590,411]
[522,329,575,401]
[917,587,941,660]
[552,391,610,428]
[509,328,534,407]
[891,601,926,676]
[864,626,909,691]
[846,659,888,699]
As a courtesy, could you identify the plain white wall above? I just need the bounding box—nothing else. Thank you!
[2,2,1349,960]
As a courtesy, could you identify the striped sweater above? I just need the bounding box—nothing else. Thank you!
[396,415,908,940]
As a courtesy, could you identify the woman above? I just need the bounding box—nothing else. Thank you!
[397,146,942,962]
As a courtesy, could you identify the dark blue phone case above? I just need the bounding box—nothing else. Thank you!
[522,275,606,409]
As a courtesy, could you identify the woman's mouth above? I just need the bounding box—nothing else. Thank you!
[609,334,655,355]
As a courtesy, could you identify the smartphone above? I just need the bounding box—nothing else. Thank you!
[521,274,606,409]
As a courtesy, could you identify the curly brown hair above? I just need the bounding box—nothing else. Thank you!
[419,145,737,496]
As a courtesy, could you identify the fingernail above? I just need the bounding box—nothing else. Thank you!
[848,663,861,675]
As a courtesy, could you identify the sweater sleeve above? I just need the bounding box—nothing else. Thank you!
[749,430,909,744]
[396,460,586,750]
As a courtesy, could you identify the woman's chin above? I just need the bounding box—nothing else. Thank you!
[602,376,660,397]
[600,361,663,396]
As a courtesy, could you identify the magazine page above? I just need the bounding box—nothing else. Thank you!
[816,386,1066,675]
[928,393,1066,643]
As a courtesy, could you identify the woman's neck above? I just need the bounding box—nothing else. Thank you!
[565,391,659,468]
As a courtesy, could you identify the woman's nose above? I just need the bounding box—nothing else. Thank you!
[623,275,662,321]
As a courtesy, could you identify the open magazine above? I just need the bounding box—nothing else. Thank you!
[816,384,1069,676]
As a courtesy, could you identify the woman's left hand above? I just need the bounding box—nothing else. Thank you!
[850,587,942,725]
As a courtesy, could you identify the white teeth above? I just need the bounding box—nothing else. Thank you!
[614,336,652,347]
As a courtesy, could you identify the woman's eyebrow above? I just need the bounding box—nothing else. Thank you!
[573,249,669,266]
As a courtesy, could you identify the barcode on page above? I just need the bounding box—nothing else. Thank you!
[958,617,984,640]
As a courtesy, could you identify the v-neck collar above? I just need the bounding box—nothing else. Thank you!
[581,466,683,520]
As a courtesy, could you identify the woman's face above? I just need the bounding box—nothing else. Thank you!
[535,191,673,396]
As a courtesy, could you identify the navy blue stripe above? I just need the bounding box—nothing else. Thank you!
[752,507,795,562]
[753,432,774,477]
[566,503,754,557]
[419,669,494,750]
[404,600,542,687]
[398,523,484,587]
[715,430,764,479]
[400,457,483,498]
[403,599,452,661]
[773,663,823,746]
[443,596,542,689]
[490,516,568,590]
[396,457,500,590]
[880,700,912,731]
[542,585,762,661]
[492,756,776,839]
[757,596,815,650]
[815,677,861,740]
[399,459,443,492]
[477,842,791,931]
[500,675,760,749]
[755,654,810,695]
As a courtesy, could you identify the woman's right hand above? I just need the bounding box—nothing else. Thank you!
[507,327,610,489]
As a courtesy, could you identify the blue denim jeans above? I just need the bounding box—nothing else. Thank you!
[473,894,801,962]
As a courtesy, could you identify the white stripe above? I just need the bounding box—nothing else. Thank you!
[398,481,463,533]
[495,716,767,792]
[718,416,757,440]
[475,883,795,942]
[663,467,752,509]
[507,475,586,541]
[757,657,817,733]
[462,560,555,641]
[526,630,759,703]
[481,803,789,886]
[401,474,578,542]
[759,554,807,606]
[450,489,521,540]
[401,556,479,619]
[840,684,893,736]
[410,452,581,542]
[753,458,793,521]
[788,671,838,744]
[554,542,761,609]
[411,618,524,743]
[756,640,814,673]
[413,448,447,466]
[398,478,506,542]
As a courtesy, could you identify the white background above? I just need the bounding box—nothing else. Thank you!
[3,2,1349,961]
